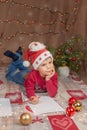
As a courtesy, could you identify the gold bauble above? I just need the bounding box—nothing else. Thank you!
[20,112,32,125]
[72,101,82,111]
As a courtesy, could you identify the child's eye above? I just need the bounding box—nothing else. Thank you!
[41,63,46,66]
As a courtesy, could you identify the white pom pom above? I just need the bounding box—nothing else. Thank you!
[29,42,46,51]
[23,61,30,67]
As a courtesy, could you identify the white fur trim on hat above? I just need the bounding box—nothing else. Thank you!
[28,42,46,51]
[33,51,53,70]
[23,60,30,67]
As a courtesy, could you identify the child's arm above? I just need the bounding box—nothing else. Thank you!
[24,71,36,98]
[24,70,40,104]
[45,72,58,97]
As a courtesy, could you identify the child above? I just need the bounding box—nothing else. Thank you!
[23,42,58,104]
[4,47,31,85]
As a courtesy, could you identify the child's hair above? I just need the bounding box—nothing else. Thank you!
[23,42,53,69]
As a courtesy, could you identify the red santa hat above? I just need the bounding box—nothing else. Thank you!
[23,42,53,69]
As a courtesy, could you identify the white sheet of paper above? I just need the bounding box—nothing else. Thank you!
[0,98,12,117]
[28,96,64,115]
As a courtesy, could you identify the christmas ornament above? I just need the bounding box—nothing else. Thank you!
[72,101,82,111]
[20,112,32,125]
[71,57,76,61]
[68,97,77,106]
[65,49,70,54]
[66,106,75,116]
[68,47,72,51]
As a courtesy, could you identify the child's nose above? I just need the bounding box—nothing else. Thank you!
[46,64,50,68]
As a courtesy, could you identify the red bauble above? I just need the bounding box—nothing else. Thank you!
[66,106,75,117]
[68,97,77,106]
[71,57,76,61]
[68,47,72,51]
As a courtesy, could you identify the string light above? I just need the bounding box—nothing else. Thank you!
[0,0,80,40]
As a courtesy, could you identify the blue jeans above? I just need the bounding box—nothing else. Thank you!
[5,53,31,86]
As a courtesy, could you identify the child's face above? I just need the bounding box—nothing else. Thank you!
[37,57,54,77]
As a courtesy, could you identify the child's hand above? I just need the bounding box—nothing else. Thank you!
[45,66,55,81]
[30,96,40,104]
